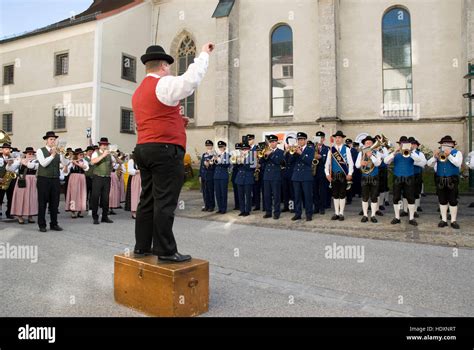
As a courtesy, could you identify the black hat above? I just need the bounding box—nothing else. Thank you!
[85,146,94,152]
[285,135,295,144]
[98,137,110,145]
[205,139,213,146]
[397,136,409,144]
[74,148,84,154]
[23,146,35,154]
[42,131,59,140]
[235,143,242,150]
[297,132,308,139]
[1,143,12,149]
[267,134,278,142]
[353,142,360,147]
[332,130,346,138]
[361,136,375,145]
[12,147,19,152]
[247,134,255,140]
[93,144,99,150]
[140,45,174,65]
[315,131,325,137]
[345,139,353,144]
[66,147,73,152]
[408,137,420,146]
[438,135,456,145]
[218,141,227,147]
[241,143,250,150]
[307,140,314,146]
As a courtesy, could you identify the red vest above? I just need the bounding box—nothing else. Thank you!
[132,76,186,150]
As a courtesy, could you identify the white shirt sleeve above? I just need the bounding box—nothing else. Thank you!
[27,160,39,170]
[427,157,437,168]
[448,151,463,168]
[355,152,362,169]
[81,159,90,172]
[468,151,474,170]
[346,147,354,176]
[36,149,54,168]
[127,159,136,176]
[371,152,382,167]
[324,149,332,176]
[156,52,209,107]
[6,159,20,172]
[384,152,395,165]
[414,151,427,168]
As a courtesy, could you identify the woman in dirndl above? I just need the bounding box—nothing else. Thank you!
[108,157,124,215]
[65,148,89,218]
[11,147,38,224]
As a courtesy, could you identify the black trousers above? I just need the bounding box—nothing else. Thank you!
[90,175,111,220]
[281,176,294,210]
[37,176,60,228]
[0,178,16,216]
[313,175,328,213]
[436,176,459,206]
[331,172,347,199]
[414,173,423,199]
[378,167,389,194]
[134,143,185,256]
[361,176,379,203]
[86,176,93,209]
[393,176,415,204]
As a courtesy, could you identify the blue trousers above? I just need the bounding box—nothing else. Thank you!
[264,180,281,215]
[313,176,328,213]
[238,184,252,214]
[281,177,294,210]
[232,178,239,209]
[293,181,313,217]
[214,179,228,212]
[252,179,262,209]
[203,179,215,209]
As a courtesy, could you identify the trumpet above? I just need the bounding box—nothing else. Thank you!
[288,145,300,155]
[257,140,271,159]
[402,149,411,158]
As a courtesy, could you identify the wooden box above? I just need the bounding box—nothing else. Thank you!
[114,254,209,317]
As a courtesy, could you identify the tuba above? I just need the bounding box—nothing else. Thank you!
[360,139,382,174]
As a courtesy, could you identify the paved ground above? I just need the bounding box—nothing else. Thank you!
[0,194,473,317]
[177,190,474,248]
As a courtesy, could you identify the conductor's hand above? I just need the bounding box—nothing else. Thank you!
[202,42,215,54]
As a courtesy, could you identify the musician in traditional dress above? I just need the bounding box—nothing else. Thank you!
[408,137,427,217]
[0,143,20,219]
[427,135,463,229]
[213,141,230,214]
[325,130,354,221]
[355,136,382,223]
[11,147,38,224]
[84,146,95,210]
[108,152,124,215]
[235,142,256,216]
[384,136,423,226]
[64,148,89,218]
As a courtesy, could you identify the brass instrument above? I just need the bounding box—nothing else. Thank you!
[402,148,411,158]
[257,140,271,159]
[230,150,244,165]
[0,129,17,190]
[311,145,319,176]
[360,139,382,175]
[288,145,300,155]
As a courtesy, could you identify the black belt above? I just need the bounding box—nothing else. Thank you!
[362,175,377,185]
[136,143,185,153]
[394,175,413,185]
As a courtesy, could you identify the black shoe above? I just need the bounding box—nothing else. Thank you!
[233,207,239,211]
[93,219,100,224]
[358,210,363,216]
[208,208,214,212]
[101,218,114,223]
[391,218,401,224]
[379,205,385,211]
[418,207,423,212]
[290,209,295,213]
[291,215,301,221]
[6,215,14,219]
[28,219,35,224]
[158,252,192,263]
[219,211,226,214]
[263,214,272,219]
[319,210,325,215]
[361,216,368,223]
[133,249,152,257]
[408,219,418,226]
[242,212,250,217]
[375,210,384,216]
[238,212,245,216]
[201,208,208,212]
[273,215,280,220]
[39,227,47,232]
[451,222,460,229]
[438,220,448,228]
[50,225,63,231]
[338,215,344,221]
[281,208,289,213]
[109,210,117,215]
[77,214,84,218]
[370,216,378,223]
[414,212,419,218]
[400,211,408,217]
[331,214,339,220]
[306,216,312,222]
[468,202,474,208]
[215,210,221,213]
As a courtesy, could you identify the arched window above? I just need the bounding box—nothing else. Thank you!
[382,7,412,115]
[177,36,196,119]
[271,24,293,117]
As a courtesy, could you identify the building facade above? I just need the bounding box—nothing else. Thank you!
[1,0,473,157]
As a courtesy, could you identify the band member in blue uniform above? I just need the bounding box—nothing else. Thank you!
[213,141,230,214]
[375,134,390,210]
[282,136,295,212]
[345,138,360,205]
[247,134,263,211]
[235,142,256,216]
[384,136,423,226]
[407,137,427,217]
[198,140,216,212]
[325,130,354,221]
[231,143,242,210]
[355,136,382,223]
[289,132,315,221]
[312,131,329,215]
[262,134,284,219]
[427,135,463,229]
